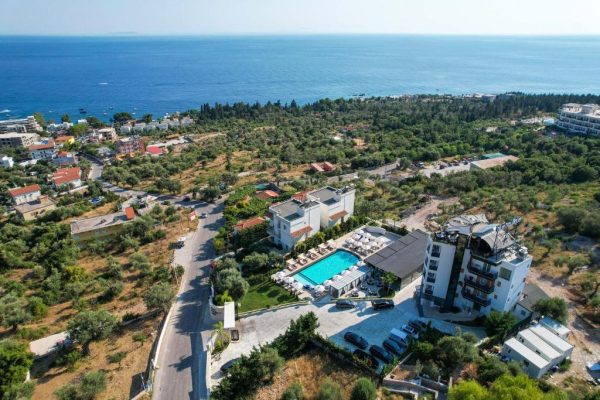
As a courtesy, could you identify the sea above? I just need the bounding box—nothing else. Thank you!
[1,35,600,121]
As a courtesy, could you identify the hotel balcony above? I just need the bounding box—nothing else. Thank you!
[464,277,494,294]
[467,262,498,280]
[461,288,491,307]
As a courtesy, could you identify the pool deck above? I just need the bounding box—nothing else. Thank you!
[274,226,403,299]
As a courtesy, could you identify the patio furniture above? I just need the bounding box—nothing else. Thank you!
[286,259,297,271]
[326,239,336,250]
[297,255,308,265]
[324,279,333,287]
[318,243,328,254]
[308,249,319,259]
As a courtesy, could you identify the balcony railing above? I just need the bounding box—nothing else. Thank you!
[461,289,491,307]
[428,263,438,271]
[426,277,435,283]
[467,263,498,280]
[464,278,494,294]
[431,251,441,258]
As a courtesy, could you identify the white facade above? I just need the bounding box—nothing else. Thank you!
[557,103,600,136]
[268,186,356,251]
[120,125,132,134]
[10,187,41,205]
[308,186,356,229]
[1,155,14,169]
[420,215,532,315]
[501,323,573,379]
[269,199,321,251]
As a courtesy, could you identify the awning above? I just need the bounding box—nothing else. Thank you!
[223,301,236,329]
[329,210,348,220]
[291,226,312,238]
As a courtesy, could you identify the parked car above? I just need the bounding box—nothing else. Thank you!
[371,299,394,310]
[383,339,405,356]
[369,345,394,364]
[353,349,379,369]
[336,299,356,309]
[200,212,208,218]
[401,324,418,336]
[220,357,240,373]
[183,196,191,202]
[368,288,379,296]
[344,331,368,349]
[350,291,360,298]
[409,319,427,332]
[389,328,411,346]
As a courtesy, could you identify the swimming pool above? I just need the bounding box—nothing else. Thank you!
[293,250,360,286]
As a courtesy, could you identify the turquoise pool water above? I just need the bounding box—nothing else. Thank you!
[293,250,359,287]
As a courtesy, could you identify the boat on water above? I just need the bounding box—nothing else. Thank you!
[79,108,87,114]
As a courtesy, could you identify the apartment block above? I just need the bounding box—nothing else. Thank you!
[29,140,57,159]
[115,135,144,156]
[0,116,42,133]
[0,132,37,149]
[557,103,600,136]
[419,214,531,315]
[308,186,355,229]
[8,184,42,205]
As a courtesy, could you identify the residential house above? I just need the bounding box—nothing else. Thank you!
[47,122,73,132]
[29,140,57,160]
[512,283,550,321]
[1,155,14,169]
[146,145,167,157]
[501,320,573,379]
[133,123,146,133]
[0,132,37,149]
[15,195,56,221]
[96,127,117,142]
[8,184,41,205]
[52,167,82,189]
[181,117,194,127]
[54,135,75,147]
[419,214,532,315]
[120,125,132,134]
[310,163,324,172]
[255,190,279,201]
[52,151,78,167]
[310,162,336,173]
[233,217,266,234]
[70,206,136,242]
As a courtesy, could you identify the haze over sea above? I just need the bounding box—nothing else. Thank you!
[1,35,600,120]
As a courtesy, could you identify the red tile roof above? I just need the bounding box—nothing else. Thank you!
[55,136,74,143]
[29,140,56,151]
[255,190,279,200]
[329,210,348,220]
[146,145,165,155]
[291,225,312,238]
[292,190,310,201]
[8,184,41,198]
[322,162,335,171]
[234,217,266,231]
[124,206,136,220]
[52,167,81,186]
[310,163,324,172]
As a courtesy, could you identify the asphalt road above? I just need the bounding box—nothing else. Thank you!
[152,200,224,400]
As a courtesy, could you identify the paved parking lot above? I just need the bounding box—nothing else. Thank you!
[210,279,485,385]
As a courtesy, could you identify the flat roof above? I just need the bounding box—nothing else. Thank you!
[270,198,319,221]
[504,338,549,369]
[364,230,428,279]
[518,329,561,360]
[71,208,134,235]
[517,283,549,311]
[330,265,370,290]
[310,187,338,205]
[540,316,571,337]
[529,325,573,353]
[223,301,235,329]
[14,196,55,214]
[471,155,519,170]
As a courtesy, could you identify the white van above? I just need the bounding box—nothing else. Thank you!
[389,328,411,346]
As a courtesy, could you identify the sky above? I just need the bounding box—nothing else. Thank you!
[2,0,600,36]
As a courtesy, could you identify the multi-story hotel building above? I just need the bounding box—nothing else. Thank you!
[268,186,355,251]
[0,132,37,149]
[0,116,43,133]
[556,103,600,136]
[419,214,531,315]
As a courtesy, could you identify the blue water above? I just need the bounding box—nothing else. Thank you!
[293,250,360,286]
[1,35,600,120]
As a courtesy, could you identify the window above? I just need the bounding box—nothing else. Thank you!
[431,244,441,257]
[494,294,498,299]
[521,310,526,316]
[499,267,512,281]
[429,259,439,271]
[497,281,501,287]
[524,360,530,367]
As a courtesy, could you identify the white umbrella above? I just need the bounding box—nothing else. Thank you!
[361,237,370,244]
[294,281,304,290]
[377,236,386,243]
[284,276,294,284]
[315,285,325,292]
[324,280,333,286]
[350,265,359,271]
[333,274,342,281]
[357,229,365,235]
[275,271,285,279]
[342,270,350,276]
[346,238,354,244]
[357,260,366,267]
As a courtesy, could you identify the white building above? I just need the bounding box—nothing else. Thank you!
[268,186,356,251]
[1,155,14,169]
[120,125,132,134]
[47,122,73,132]
[0,132,37,149]
[501,320,573,379]
[181,117,194,127]
[8,184,42,205]
[0,116,42,133]
[133,123,146,133]
[556,103,600,136]
[308,186,356,229]
[29,140,57,160]
[420,214,532,315]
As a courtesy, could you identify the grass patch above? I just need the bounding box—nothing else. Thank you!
[238,277,298,313]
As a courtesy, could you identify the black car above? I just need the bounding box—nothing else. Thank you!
[409,319,428,331]
[183,196,191,202]
[383,339,405,356]
[369,345,394,364]
[336,299,356,309]
[220,357,240,373]
[353,349,379,369]
[371,299,394,310]
[344,331,368,349]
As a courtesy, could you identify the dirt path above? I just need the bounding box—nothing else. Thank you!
[387,197,460,232]
[528,268,600,385]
